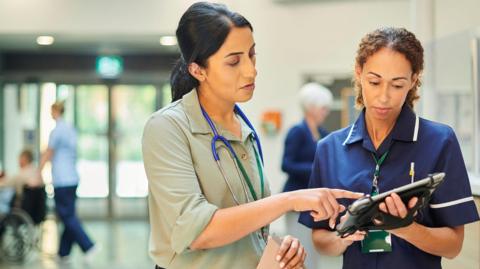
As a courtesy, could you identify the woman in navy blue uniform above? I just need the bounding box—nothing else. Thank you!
[299,27,479,269]
[282,82,332,193]
[281,82,332,269]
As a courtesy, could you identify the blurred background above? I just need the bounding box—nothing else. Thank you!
[0,0,479,268]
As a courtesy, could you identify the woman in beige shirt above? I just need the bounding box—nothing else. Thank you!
[142,2,362,269]
[0,149,46,225]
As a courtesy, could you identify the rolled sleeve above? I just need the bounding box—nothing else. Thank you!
[142,113,218,254]
[429,127,479,227]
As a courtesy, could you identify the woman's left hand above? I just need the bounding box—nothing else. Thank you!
[276,235,306,269]
[378,193,418,236]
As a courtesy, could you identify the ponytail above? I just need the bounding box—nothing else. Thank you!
[170,57,199,102]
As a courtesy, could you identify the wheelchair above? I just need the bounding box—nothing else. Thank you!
[0,208,36,263]
[0,190,37,263]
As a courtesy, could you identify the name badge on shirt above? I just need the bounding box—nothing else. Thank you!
[361,230,392,253]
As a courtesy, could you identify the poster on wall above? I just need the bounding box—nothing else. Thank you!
[261,110,282,137]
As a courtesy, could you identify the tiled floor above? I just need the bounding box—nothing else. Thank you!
[0,218,154,269]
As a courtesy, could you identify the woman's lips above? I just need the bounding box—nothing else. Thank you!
[241,83,255,91]
[373,107,391,116]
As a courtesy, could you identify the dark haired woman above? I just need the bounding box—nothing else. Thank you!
[299,27,479,269]
[142,2,362,269]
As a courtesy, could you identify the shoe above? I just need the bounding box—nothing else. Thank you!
[83,244,100,264]
[55,255,72,264]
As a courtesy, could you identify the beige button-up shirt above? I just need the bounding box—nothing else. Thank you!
[0,164,43,195]
[142,89,271,269]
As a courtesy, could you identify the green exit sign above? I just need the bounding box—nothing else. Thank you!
[96,56,123,78]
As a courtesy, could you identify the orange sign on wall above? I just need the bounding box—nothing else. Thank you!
[261,110,282,137]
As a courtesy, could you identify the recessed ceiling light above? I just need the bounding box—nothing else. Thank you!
[37,36,55,46]
[159,36,177,46]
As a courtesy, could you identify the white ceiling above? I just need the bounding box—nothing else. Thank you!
[0,33,179,54]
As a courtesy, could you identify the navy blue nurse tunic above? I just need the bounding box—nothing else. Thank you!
[299,105,479,269]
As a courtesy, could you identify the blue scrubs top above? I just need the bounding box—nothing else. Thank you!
[48,119,80,188]
[299,105,479,269]
[281,120,329,192]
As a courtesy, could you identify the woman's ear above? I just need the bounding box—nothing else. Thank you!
[188,62,206,82]
[354,64,362,83]
[411,73,419,89]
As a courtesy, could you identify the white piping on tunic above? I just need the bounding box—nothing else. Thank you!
[430,196,474,209]
[413,115,419,141]
[342,123,355,146]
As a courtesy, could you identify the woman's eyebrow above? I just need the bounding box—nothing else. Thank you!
[224,43,256,58]
[367,72,381,77]
[367,72,408,81]
[225,52,243,58]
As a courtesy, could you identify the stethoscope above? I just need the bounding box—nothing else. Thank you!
[200,104,265,206]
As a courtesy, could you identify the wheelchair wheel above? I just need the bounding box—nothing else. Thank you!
[0,209,35,263]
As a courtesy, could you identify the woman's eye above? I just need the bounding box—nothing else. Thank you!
[393,85,404,89]
[369,81,380,86]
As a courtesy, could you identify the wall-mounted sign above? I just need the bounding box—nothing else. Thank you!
[261,110,282,137]
[96,56,123,78]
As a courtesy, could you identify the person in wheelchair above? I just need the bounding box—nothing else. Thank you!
[0,150,45,263]
[0,149,46,225]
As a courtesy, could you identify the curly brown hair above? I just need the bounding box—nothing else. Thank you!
[353,27,424,109]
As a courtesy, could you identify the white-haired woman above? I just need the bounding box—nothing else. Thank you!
[281,82,333,269]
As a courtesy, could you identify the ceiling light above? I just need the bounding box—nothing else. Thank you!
[37,36,55,46]
[159,36,177,46]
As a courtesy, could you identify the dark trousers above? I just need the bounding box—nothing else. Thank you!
[155,266,165,269]
[54,185,94,257]
[10,186,47,225]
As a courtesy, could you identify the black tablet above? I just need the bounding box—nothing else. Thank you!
[336,172,445,237]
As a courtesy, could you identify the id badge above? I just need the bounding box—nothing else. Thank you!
[361,230,392,253]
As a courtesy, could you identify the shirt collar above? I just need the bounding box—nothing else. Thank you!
[182,89,253,142]
[390,105,420,142]
[343,104,419,146]
[182,89,211,135]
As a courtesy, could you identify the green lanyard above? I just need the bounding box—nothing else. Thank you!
[232,137,267,243]
[371,150,389,195]
[232,137,265,201]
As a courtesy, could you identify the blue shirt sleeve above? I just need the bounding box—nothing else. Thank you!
[48,128,60,150]
[428,127,479,227]
[298,143,332,230]
[281,126,314,178]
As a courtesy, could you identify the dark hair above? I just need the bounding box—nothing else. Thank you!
[20,149,34,163]
[353,27,424,109]
[170,2,253,102]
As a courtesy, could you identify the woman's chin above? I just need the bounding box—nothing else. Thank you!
[235,92,254,103]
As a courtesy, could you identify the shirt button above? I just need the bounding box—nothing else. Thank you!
[241,153,248,160]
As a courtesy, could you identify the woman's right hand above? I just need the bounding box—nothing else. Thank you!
[289,188,364,229]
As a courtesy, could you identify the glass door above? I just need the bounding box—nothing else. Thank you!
[110,85,158,218]
[74,85,110,198]
[38,82,170,219]
[111,85,157,198]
